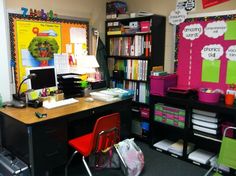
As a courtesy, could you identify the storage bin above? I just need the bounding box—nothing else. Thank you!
[150,74,177,96]
[139,21,150,32]
[221,122,234,137]
[155,110,163,116]
[198,91,220,103]
[140,108,150,119]
[154,115,163,122]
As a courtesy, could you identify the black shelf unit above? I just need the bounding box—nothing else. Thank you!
[105,15,166,141]
[150,95,236,174]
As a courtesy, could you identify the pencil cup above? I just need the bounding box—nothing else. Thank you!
[225,94,235,105]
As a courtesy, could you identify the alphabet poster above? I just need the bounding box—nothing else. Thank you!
[175,11,236,92]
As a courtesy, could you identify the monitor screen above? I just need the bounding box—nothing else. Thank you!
[26,66,57,90]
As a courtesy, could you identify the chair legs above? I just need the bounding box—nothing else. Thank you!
[65,150,78,176]
[65,150,93,176]
[82,156,93,176]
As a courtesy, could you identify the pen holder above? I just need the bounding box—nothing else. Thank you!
[55,93,64,101]
[225,94,235,105]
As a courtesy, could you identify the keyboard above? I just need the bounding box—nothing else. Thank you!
[43,98,79,109]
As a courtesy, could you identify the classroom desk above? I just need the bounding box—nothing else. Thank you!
[0,97,132,176]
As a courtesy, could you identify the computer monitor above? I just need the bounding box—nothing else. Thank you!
[26,66,57,91]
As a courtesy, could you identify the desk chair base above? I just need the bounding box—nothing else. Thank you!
[65,151,93,176]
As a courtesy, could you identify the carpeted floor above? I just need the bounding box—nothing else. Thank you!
[53,139,207,176]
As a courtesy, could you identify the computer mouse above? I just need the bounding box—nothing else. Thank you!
[85,97,94,102]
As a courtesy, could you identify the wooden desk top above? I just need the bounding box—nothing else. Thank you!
[0,97,128,125]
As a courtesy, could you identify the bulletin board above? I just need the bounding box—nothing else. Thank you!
[9,13,89,90]
[175,11,236,92]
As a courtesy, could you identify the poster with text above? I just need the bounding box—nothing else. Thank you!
[9,13,88,91]
[175,13,236,91]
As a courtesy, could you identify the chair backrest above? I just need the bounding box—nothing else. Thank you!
[218,126,236,169]
[91,113,120,153]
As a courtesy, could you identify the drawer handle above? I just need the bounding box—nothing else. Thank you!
[46,150,59,157]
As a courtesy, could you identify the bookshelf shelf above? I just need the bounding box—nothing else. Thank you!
[105,14,166,141]
[150,95,236,173]
[107,55,151,60]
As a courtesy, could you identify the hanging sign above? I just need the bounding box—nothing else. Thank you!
[169,9,187,25]
[176,0,196,11]
[202,0,230,9]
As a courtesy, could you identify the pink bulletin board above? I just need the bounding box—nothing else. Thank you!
[175,11,236,93]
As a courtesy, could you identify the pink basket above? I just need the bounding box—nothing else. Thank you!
[198,91,220,103]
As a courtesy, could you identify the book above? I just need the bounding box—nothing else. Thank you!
[107,31,122,35]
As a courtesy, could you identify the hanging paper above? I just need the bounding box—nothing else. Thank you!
[204,21,227,39]
[169,9,187,25]
[224,21,236,40]
[201,44,223,82]
[226,45,236,84]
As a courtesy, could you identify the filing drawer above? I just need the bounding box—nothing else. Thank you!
[32,119,67,171]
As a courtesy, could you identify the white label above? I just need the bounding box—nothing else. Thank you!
[182,23,203,40]
[204,21,227,39]
[226,45,236,61]
[201,44,224,60]
[169,9,187,25]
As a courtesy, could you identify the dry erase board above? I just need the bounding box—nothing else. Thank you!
[175,11,236,92]
[9,13,89,91]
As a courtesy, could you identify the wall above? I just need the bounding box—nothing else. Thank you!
[1,0,107,101]
[0,0,11,101]
[2,0,236,101]
[6,0,107,39]
[125,0,236,73]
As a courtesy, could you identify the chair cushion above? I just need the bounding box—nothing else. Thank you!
[69,133,93,157]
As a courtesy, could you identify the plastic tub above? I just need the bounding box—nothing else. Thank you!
[198,91,220,103]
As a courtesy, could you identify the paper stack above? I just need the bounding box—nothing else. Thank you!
[167,139,195,156]
[188,149,215,165]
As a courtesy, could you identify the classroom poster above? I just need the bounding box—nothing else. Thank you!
[175,12,236,91]
[9,13,89,90]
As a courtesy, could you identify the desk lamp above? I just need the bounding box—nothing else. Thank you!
[12,73,37,107]
[77,55,99,82]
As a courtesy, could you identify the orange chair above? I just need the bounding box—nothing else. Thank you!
[65,113,120,176]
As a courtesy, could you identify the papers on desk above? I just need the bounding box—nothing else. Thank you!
[90,92,120,102]
[188,149,215,165]
[90,88,134,102]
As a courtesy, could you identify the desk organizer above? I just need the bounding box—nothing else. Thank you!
[150,74,177,96]
[154,103,185,128]
[198,91,220,103]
